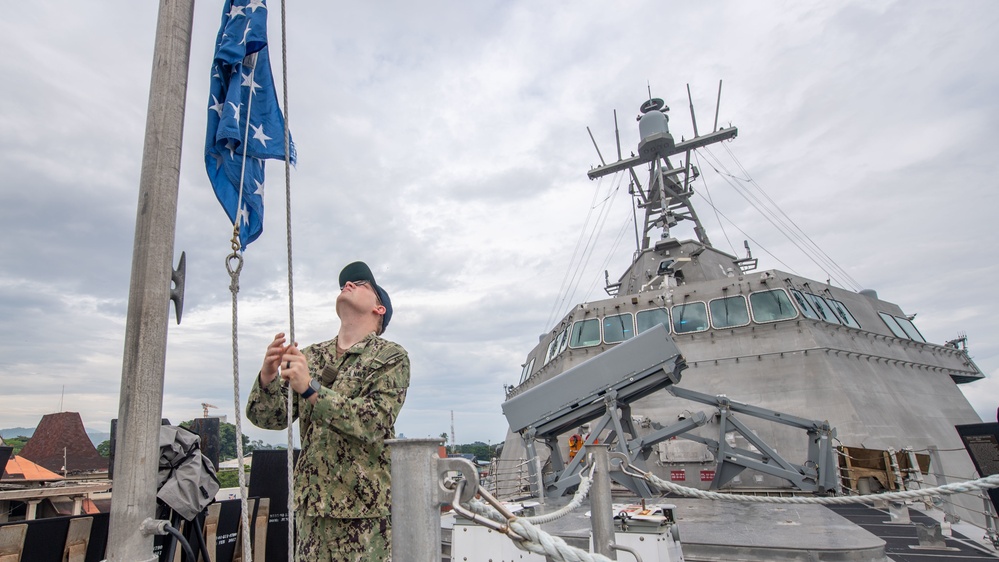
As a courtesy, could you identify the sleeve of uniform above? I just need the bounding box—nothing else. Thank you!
[246,372,299,430]
[307,347,410,444]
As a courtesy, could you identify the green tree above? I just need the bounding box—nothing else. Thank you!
[249,438,279,451]
[216,469,247,488]
[455,441,496,461]
[2,436,30,455]
[96,439,111,458]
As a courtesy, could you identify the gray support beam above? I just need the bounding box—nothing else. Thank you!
[587,127,738,180]
[106,1,194,560]
[589,444,616,559]
[669,385,830,432]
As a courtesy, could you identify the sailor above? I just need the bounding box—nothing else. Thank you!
[246,261,410,561]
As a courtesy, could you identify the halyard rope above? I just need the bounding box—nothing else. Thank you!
[226,252,253,561]
[278,0,296,559]
[228,47,258,559]
[225,1,297,559]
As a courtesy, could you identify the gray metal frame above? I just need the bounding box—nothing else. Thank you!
[667,386,840,494]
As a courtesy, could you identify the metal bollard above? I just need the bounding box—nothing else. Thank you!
[387,438,443,561]
[589,444,616,559]
[387,438,479,562]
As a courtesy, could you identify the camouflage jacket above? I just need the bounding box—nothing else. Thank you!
[246,333,410,518]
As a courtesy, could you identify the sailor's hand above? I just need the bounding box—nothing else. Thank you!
[280,344,309,394]
[259,333,288,386]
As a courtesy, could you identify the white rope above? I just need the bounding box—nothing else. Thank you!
[466,470,593,526]
[639,472,999,505]
[524,467,594,525]
[462,500,612,562]
[227,47,260,562]
[226,255,254,562]
[460,465,612,562]
[457,465,999,561]
[510,518,614,562]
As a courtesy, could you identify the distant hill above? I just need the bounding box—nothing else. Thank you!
[0,427,34,439]
[1,427,110,447]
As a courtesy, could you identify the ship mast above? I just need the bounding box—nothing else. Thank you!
[107,0,194,560]
[587,97,737,252]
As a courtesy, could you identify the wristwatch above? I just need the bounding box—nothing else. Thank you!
[300,378,321,399]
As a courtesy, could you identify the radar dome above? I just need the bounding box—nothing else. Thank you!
[638,110,674,158]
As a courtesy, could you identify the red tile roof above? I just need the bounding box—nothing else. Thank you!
[17,412,108,474]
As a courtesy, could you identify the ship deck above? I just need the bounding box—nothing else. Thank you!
[472,493,999,561]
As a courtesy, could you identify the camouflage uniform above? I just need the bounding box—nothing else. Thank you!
[246,333,410,561]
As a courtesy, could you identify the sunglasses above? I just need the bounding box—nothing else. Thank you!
[341,280,370,290]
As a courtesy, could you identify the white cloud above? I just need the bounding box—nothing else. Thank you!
[0,0,996,449]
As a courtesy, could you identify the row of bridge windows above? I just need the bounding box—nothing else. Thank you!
[520,288,924,384]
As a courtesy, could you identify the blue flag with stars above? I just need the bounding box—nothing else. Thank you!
[205,0,295,249]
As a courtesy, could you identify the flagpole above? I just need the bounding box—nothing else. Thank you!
[106,0,195,560]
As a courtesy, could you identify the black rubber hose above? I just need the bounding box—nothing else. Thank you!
[162,523,196,562]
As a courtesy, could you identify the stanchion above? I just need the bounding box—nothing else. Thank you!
[589,444,616,559]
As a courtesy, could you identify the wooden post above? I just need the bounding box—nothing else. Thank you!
[106,0,195,560]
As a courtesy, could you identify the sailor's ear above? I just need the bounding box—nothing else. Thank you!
[374,304,386,316]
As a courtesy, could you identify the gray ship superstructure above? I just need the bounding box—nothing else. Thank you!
[497,95,986,518]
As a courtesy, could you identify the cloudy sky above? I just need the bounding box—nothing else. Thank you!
[1,1,996,449]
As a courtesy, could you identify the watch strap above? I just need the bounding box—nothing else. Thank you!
[300,378,320,399]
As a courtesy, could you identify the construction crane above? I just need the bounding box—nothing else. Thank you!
[201,403,218,418]
[450,410,456,454]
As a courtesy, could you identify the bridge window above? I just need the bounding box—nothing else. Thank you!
[569,318,601,348]
[749,289,797,322]
[557,326,570,354]
[637,308,670,335]
[543,337,558,365]
[709,295,750,328]
[603,313,635,344]
[804,293,841,325]
[878,312,909,339]
[827,298,861,329]
[894,315,926,343]
[519,357,535,384]
[672,302,709,333]
[790,289,819,320]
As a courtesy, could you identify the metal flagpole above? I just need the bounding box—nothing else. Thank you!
[106,0,195,559]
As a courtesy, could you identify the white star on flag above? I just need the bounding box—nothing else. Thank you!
[251,123,271,147]
[205,0,295,250]
[228,101,241,123]
[209,95,224,117]
[241,71,261,94]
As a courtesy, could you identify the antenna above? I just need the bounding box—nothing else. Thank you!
[450,410,456,454]
[713,79,723,133]
[686,84,699,137]
[587,126,607,165]
[614,109,622,160]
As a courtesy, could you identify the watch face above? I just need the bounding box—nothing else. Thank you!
[310,379,322,392]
